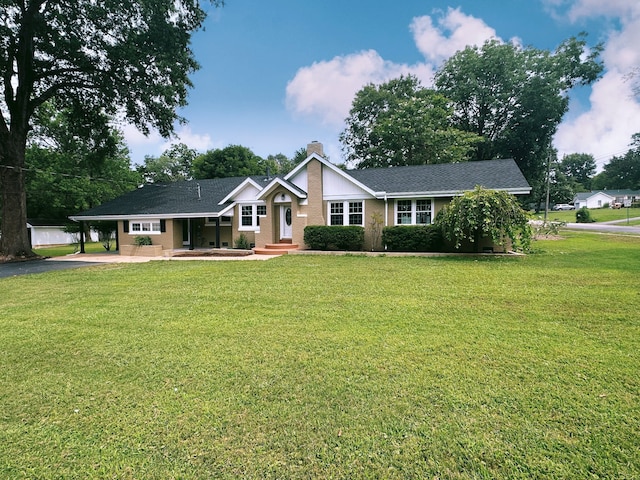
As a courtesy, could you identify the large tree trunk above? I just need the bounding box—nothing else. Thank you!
[0,132,35,260]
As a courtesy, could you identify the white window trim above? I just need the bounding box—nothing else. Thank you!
[327,200,365,226]
[238,203,266,231]
[129,219,162,235]
[394,199,433,225]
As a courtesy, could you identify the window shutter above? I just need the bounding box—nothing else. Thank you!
[123,220,129,233]
[160,219,166,232]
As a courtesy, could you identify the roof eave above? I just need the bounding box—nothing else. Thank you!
[381,187,531,198]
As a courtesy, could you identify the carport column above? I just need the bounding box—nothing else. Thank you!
[79,220,85,253]
[189,219,195,250]
[215,217,220,248]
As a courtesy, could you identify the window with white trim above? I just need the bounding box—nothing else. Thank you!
[239,204,266,229]
[329,201,364,226]
[128,220,163,234]
[395,199,432,225]
[241,206,253,226]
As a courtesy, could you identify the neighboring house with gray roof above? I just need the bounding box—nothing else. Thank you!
[70,142,531,255]
[573,190,640,209]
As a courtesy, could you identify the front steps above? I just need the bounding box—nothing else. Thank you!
[253,242,300,255]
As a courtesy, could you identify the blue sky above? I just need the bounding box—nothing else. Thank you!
[124,1,640,170]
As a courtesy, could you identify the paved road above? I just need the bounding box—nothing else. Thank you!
[564,222,640,234]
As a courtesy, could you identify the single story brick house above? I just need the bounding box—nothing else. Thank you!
[70,142,531,255]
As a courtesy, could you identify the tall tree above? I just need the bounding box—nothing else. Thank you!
[137,143,197,183]
[0,0,222,260]
[558,153,596,190]
[340,76,480,169]
[591,134,640,190]
[25,106,139,219]
[192,145,264,179]
[434,36,603,203]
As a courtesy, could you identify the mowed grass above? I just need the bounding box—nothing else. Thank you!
[34,242,106,257]
[1,232,639,479]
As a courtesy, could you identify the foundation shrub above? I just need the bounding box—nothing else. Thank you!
[382,225,444,252]
[304,226,364,251]
[134,236,152,246]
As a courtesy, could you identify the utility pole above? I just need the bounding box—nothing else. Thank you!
[544,151,552,223]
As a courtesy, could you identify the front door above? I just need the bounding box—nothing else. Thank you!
[280,205,292,240]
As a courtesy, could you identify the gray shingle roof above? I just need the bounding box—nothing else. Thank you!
[72,159,530,219]
[72,176,271,218]
[347,159,530,194]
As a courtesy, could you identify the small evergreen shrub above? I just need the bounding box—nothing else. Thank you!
[382,225,444,252]
[234,233,250,250]
[134,236,153,246]
[304,226,364,251]
[575,207,594,223]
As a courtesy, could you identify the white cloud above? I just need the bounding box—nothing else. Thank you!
[121,123,163,149]
[160,126,215,153]
[285,8,498,128]
[554,71,640,163]
[285,50,434,127]
[565,0,640,21]
[411,7,498,63]
[551,1,640,164]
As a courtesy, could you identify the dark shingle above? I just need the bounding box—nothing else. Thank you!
[348,159,530,194]
[74,176,271,217]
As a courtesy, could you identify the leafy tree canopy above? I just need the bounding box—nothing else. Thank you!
[591,134,640,190]
[25,106,140,220]
[192,145,265,179]
[137,143,197,183]
[1,0,222,259]
[558,153,596,190]
[434,36,603,202]
[25,105,139,219]
[436,186,532,252]
[340,75,481,169]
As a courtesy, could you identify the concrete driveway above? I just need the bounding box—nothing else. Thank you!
[1,251,279,278]
[0,258,108,279]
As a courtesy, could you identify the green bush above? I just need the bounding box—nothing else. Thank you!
[575,207,594,223]
[134,236,153,246]
[436,186,531,252]
[382,225,443,252]
[304,226,364,251]
[234,233,250,250]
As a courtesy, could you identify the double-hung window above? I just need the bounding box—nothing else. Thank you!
[395,199,432,225]
[239,203,266,229]
[329,201,364,226]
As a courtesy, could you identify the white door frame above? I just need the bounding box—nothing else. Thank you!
[280,205,292,240]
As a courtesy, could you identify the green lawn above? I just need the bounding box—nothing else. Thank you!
[2,232,639,479]
[33,242,107,257]
[535,207,639,223]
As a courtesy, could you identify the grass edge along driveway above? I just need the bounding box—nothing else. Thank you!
[1,231,639,479]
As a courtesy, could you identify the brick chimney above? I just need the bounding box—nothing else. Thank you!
[306,141,324,157]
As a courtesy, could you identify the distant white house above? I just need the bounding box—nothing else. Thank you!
[573,191,615,209]
[573,190,640,209]
[27,219,99,247]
